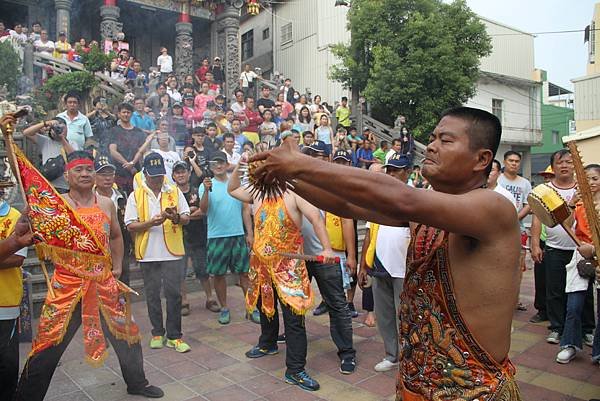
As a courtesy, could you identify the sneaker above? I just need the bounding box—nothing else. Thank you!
[166,338,191,353]
[205,299,220,313]
[246,309,261,324]
[181,303,190,316]
[529,313,548,323]
[218,308,231,325]
[312,301,327,316]
[556,346,577,364]
[584,334,594,347]
[348,302,359,318]
[277,333,286,344]
[245,345,278,358]
[374,358,398,372]
[546,331,560,344]
[127,384,164,398]
[285,370,320,391]
[149,335,164,349]
[340,357,356,374]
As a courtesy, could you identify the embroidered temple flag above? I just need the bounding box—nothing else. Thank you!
[14,145,110,279]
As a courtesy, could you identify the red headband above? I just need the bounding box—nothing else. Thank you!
[66,159,94,171]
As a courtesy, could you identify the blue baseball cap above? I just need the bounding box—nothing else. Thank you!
[143,152,166,176]
[302,140,328,155]
[332,149,351,162]
[384,153,411,169]
[94,155,116,172]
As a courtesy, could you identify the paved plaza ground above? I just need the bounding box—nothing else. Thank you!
[19,269,600,401]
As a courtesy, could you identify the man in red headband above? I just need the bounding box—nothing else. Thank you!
[15,151,164,400]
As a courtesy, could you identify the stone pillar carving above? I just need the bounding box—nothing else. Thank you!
[175,22,193,81]
[55,0,72,41]
[217,5,240,100]
[100,5,122,42]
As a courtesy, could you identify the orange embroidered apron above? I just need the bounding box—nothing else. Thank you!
[31,203,140,365]
[246,198,313,317]
[397,225,522,401]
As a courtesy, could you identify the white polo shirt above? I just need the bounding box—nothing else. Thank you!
[124,184,190,262]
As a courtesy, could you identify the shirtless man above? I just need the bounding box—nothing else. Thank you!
[251,107,522,400]
[16,151,163,400]
[227,158,335,392]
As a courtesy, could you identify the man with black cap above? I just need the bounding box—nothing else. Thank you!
[94,155,133,285]
[199,151,256,325]
[210,56,224,86]
[358,153,412,373]
[125,153,192,353]
[172,161,219,315]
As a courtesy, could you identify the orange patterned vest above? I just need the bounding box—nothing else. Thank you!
[31,203,140,365]
[397,225,522,401]
[246,197,313,317]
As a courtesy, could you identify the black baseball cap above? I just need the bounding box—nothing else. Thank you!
[143,152,166,176]
[94,155,116,172]
[384,153,411,169]
[332,150,351,162]
[172,160,189,172]
[210,151,228,162]
[302,140,327,154]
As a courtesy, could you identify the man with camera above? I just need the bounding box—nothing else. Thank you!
[22,116,75,193]
[184,126,213,189]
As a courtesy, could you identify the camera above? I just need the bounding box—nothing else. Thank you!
[186,150,196,160]
[198,158,214,192]
[49,120,66,140]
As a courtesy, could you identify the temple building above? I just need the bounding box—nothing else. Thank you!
[0,0,259,98]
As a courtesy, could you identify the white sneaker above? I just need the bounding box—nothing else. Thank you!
[374,359,398,372]
[584,333,594,347]
[546,331,560,344]
[556,347,577,364]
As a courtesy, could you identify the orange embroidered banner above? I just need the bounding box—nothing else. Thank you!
[14,145,110,280]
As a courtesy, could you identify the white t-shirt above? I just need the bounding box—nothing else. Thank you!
[544,181,577,250]
[35,134,68,190]
[497,174,531,213]
[225,150,241,166]
[366,223,411,278]
[239,70,258,88]
[124,186,190,262]
[153,149,181,184]
[156,54,173,73]
[493,185,517,209]
[33,39,55,55]
[230,102,245,114]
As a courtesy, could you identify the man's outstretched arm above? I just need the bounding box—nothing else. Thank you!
[252,140,518,240]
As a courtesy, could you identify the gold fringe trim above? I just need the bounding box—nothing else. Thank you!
[34,243,111,281]
[85,349,109,368]
[98,300,141,346]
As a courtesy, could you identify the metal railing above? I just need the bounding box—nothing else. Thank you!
[361,114,426,164]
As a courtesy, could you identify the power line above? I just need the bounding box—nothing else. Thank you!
[489,28,597,37]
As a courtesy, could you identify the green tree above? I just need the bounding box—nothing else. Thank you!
[0,41,21,97]
[330,0,492,139]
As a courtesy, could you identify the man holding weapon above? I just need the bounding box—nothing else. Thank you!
[228,151,335,392]
[0,113,163,400]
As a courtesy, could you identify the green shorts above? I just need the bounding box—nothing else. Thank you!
[206,235,249,276]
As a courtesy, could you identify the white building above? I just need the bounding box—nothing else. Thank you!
[241,4,542,176]
[466,17,542,178]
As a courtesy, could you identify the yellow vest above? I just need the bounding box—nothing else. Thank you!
[364,223,380,268]
[0,208,24,309]
[325,213,345,252]
[133,184,184,260]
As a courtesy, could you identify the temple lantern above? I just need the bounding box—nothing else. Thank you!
[247,0,260,16]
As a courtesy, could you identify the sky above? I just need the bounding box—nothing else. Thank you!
[464,0,596,90]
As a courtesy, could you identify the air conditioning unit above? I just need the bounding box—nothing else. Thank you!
[568,120,576,134]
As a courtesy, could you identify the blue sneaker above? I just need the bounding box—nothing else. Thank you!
[245,345,278,358]
[245,309,261,324]
[312,301,327,316]
[218,308,230,325]
[285,370,320,391]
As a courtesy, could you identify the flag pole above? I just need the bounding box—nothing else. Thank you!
[1,113,55,298]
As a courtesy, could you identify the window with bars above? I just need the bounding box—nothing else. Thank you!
[281,23,293,45]
[492,98,503,123]
[241,29,254,61]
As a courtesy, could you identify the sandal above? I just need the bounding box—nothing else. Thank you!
[181,303,190,316]
[363,312,376,327]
